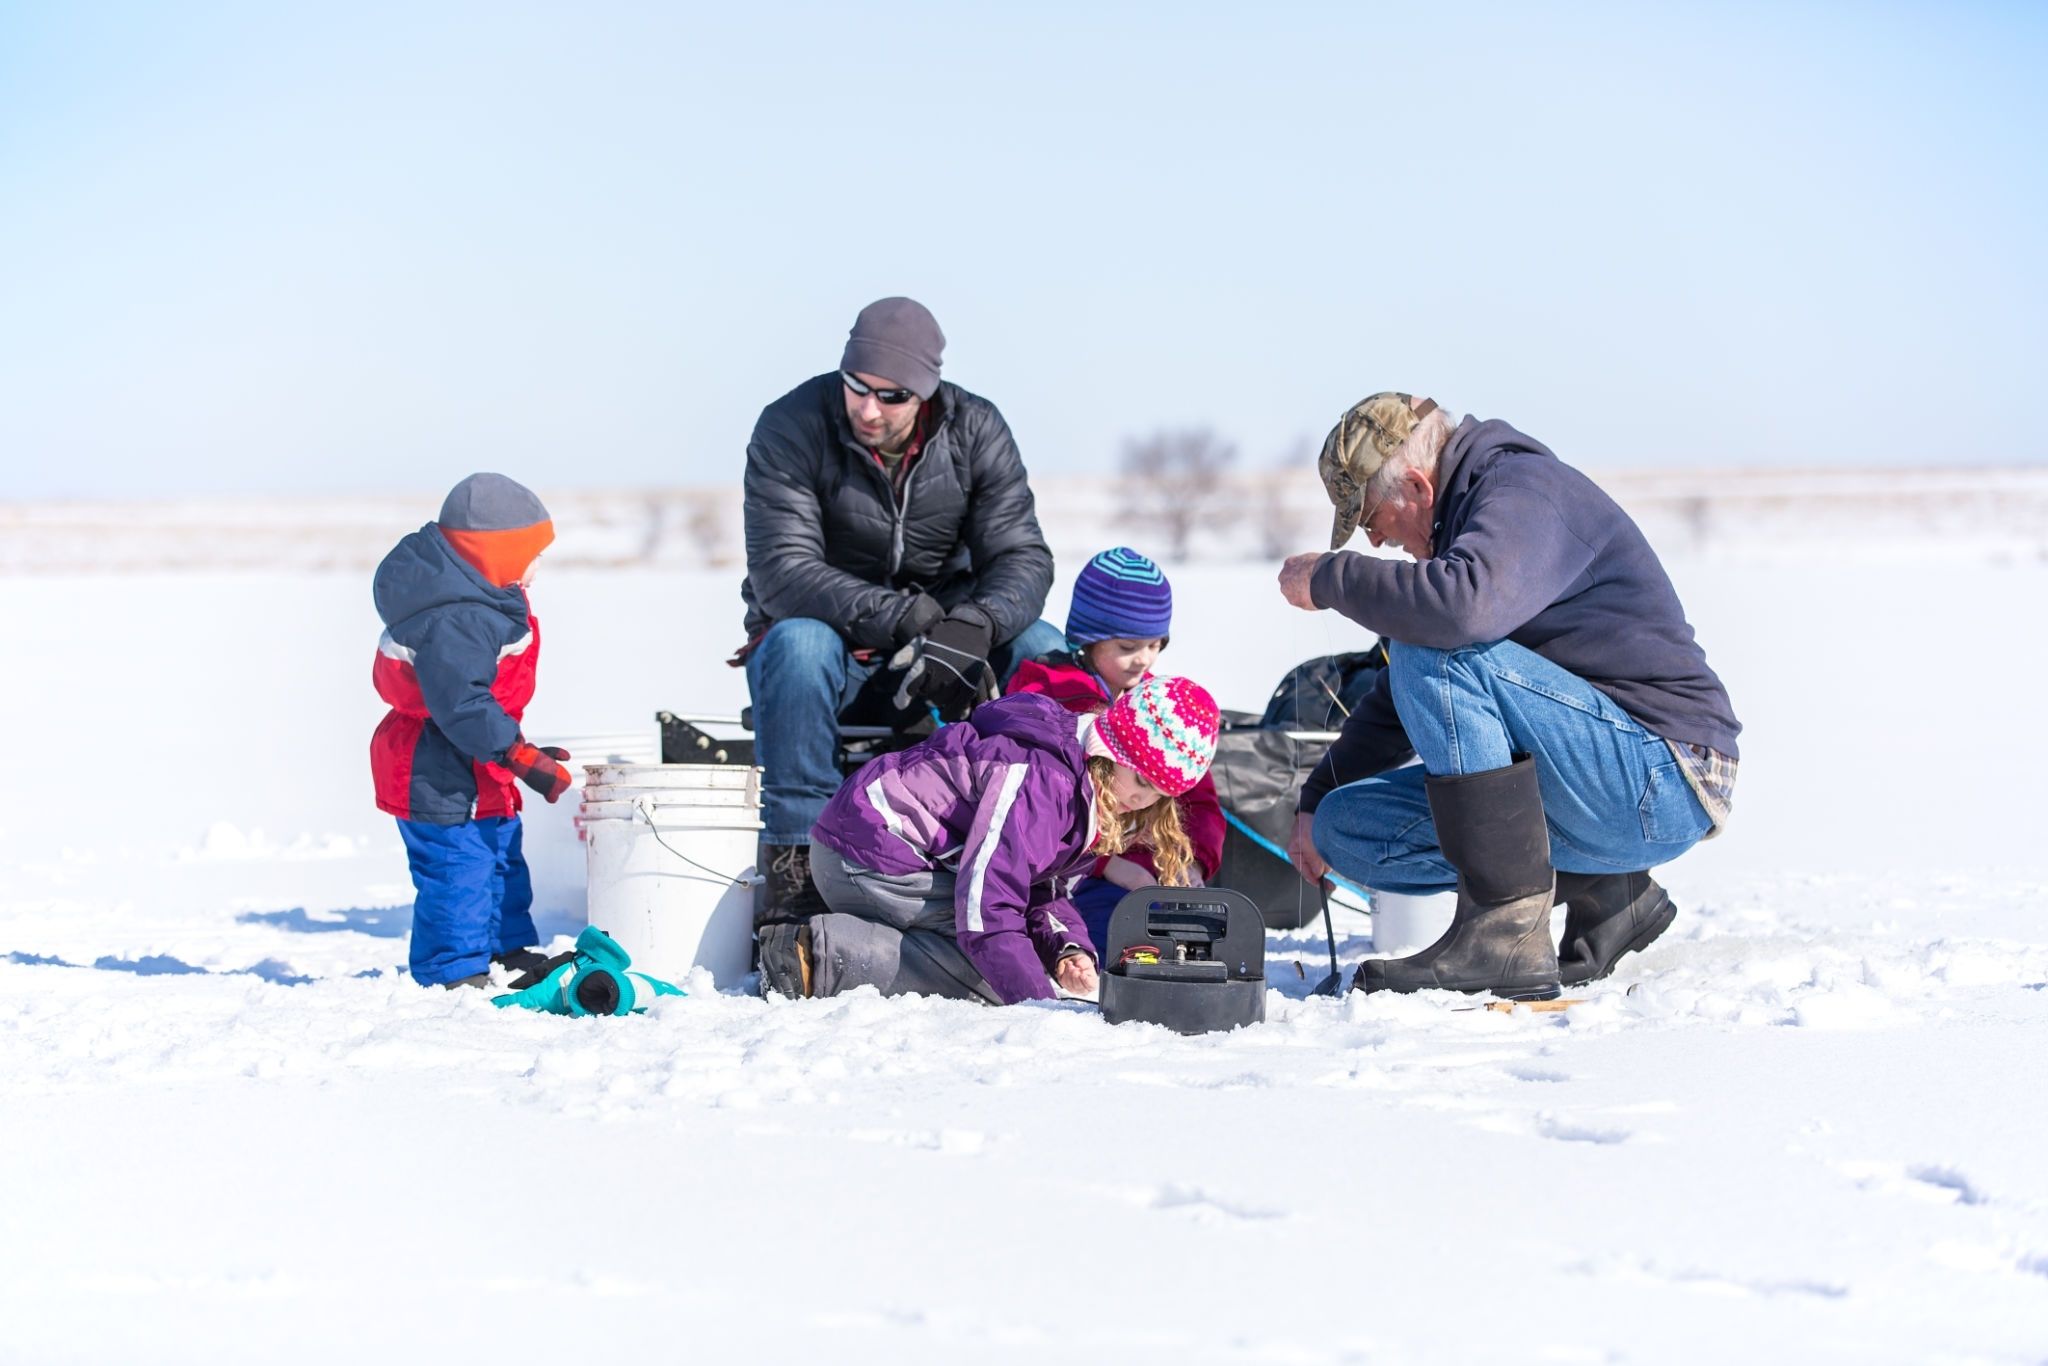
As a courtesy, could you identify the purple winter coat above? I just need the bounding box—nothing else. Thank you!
[810,692,1101,1004]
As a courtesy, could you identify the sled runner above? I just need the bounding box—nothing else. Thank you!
[716,704,939,779]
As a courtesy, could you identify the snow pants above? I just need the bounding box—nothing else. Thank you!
[397,815,541,986]
[806,844,1000,1004]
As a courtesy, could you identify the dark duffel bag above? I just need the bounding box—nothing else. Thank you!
[1257,646,1388,731]
[1211,644,1390,929]
[1210,724,1333,930]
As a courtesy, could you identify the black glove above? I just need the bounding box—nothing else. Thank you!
[892,593,945,649]
[891,607,995,720]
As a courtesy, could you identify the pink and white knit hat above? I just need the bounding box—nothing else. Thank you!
[1096,676,1220,797]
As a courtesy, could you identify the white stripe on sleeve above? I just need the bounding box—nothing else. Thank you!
[964,763,1030,934]
[865,777,920,853]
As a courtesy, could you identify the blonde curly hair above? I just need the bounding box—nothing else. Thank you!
[1086,755,1195,886]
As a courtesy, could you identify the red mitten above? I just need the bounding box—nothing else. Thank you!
[504,742,573,803]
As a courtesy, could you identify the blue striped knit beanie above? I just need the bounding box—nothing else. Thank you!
[1066,547,1172,646]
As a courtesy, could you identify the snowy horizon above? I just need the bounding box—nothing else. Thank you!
[6,464,2048,577]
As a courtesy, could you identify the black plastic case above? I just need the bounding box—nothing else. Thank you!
[1098,887,1267,1034]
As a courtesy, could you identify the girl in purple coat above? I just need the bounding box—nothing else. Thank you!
[789,676,1221,1005]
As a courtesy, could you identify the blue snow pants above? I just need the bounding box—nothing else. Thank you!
[397,815,541,986]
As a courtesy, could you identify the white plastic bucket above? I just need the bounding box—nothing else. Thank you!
[582,762,761,989]
[522,729,666,922]
[1368,889,1457,957]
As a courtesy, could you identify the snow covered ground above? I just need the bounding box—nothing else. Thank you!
[4,538,2048,1363]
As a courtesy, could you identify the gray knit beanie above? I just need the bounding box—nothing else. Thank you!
[439,472,551,530]
[840,297,946,400]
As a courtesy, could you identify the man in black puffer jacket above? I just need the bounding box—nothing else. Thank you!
[737,297,1061,971]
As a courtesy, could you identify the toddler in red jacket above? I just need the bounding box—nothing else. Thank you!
[1006,547,1226,948]
[370,473,574,988]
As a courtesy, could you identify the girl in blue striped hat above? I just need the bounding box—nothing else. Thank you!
[1007,548,1227,948]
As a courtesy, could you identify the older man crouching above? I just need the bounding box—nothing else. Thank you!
[1277,393,1740,1000]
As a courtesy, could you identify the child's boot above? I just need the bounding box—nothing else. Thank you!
[757,922,813,999]
[756,840,825,926]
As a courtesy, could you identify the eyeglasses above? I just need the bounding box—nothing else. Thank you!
[841,372,919,406]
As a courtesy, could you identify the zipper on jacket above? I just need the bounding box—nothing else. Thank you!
[841,437,905,588]
[858,426,927,586]
[890,471,915,581]
[843,391,943,588]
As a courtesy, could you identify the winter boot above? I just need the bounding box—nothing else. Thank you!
[1555,870,1676,985]
[1354,755,1561,1001]
[757,921,814,1000]
[755,840,826,929]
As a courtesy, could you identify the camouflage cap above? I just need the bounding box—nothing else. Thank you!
[1318,392,1437,549]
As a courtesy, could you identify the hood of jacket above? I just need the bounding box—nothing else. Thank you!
[965,690,1094,767]
[374,523,531,641]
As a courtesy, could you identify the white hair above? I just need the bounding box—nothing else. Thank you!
[1364,405,1460,510]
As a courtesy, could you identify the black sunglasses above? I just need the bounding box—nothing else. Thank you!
[841,371,919,406]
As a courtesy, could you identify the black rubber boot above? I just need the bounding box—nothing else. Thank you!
[1354,756,1561,1001]
[1556,870,1676,985]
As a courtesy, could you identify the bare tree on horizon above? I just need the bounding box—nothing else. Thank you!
[1256,435,1314,558]
[1117,427,1238,560]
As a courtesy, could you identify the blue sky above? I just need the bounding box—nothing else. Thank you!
[2,0,2042,497]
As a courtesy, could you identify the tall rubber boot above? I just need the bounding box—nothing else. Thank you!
[1354,755,1561,1001]
[1555,871,1676,986]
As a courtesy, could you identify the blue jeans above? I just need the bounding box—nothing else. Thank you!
[397,815,540,985]
[745,616,1066,844]
[1312,640,1712,895]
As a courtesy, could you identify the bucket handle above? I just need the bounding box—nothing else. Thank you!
[631,795,764,888]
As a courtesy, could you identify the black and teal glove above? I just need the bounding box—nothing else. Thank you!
[891,607,995,720]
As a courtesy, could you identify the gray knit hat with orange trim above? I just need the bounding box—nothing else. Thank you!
[440,472,550,531]
[438,473,553,588]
